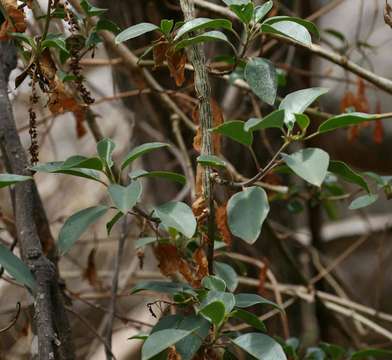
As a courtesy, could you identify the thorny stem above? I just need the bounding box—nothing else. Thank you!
[179,0,216,274]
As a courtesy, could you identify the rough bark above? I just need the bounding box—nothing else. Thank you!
[0,41,75,360]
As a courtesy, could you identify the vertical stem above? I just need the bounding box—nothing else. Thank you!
[179,0,215,274]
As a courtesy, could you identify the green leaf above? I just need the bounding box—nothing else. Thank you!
[62,156,103,171]
[227,187,270,244]
[0,174,31,188]
[58,206,109,256]
[130,170,186,185]
[235,293,281,310]
[306,347,326,360]
[106,211,123,235]
[318,113,376,134]
[31,162,102,183]
[229,3,254,24]
[141,329,194,360]
[282,148,330,187]
[199,301,226,326]
[174,18,232,41]
[128,333,149,341]
[351,349,392,360]
[210,120,253,146]
[264,16,320,38]
[328,161,369,193]
[152,315,210,360]
[197,155,226,168]
[279,88,328,128]
[121,142,169,170]
[214,262,238,292]
[175,30,233,51]
[295,113,310,134]
[80,0,107,16]
[202,275,226,292]
[200,290,236,314]
[244,57,277,106]
[131,281,196,296]
[349,194,378,210]
[108,180,142,214]
[97,138,115,169]
[95,19,121,34]
[319,342,346,360]
[115,23,160,44]
[222,0,251,5]
[154,202,196,238]
[160,19,174,36]
[41,34,68,54]
[230,309,266,331]
[261,21,312,46]
[254,1,273,23]
[233,333,287,360]
[245,109,285,132]
[0,243,36,292]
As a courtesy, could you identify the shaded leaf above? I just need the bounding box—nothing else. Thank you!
[199,301,226,326]
[131,281,196,296]
[115,23,159,44]
[254,1,273,23]
[0,243,36,292]
[154,202,197,238]
[230,309,266,331]
[244,57,277,105]
[282,148,330,187]
[235,293,281,310]
[97,138,115,169]
[210,120,253,146]
[214,262,238,292]
[197,155,226,168]
[0,174,31,188]
[202,275,226,292]
[130,170,186,185]
[318,113,377,134]
[175,30,233,51]
[351,349,392,360]
[58,206,109,256]
[245,109,285,132]
[227,187,270,244]
[328,161,369,193]
[121,142,169,170]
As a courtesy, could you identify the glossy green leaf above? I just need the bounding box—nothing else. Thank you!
[199,301,226,326]
[328,161,369,193]
[130,170,186,185]
[160,19,174,36]
[229,3,254,24]
[319,342,346,360]
[154,201,196,238]
[131,281,196,296]
[0,174,31,188]
[230,309,266,331]
[128,333,149,341]
[41,35,68,54]
[233,333,287,360]
[227,187,270,244]
[200,290,236,314]
[152,315,210,360]
[214,261,238,292]
[222,0,251,5]
[108,180,142,214]
[62,156,103,171]
[202,275,226,292]
[261,21,311,46]
[80,0,107,16]
[115,23,159,44]
[295,113,310,133]
[58,205,109,256]
[174,18,232,41]
[318,113,376,134]
[141,329,194,360]
[197,155,226,168]
[282,148,330,187]
[349,194,378,210]
[245,109,285,132]
[121,142,169,169]
[106,211,123,235]
[254,1,273,22]
[235,293,281,310]
[97,138,115,169]
[244,57,277,105]
[210,120,253,146]
[279,88,328,128]
[351,349,392,360]
[31,162,102,183]
[175,31,232,51]
[0,243,36,292]
[264,16,320,38]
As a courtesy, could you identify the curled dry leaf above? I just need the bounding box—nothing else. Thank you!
[0,0,27,40]
[153,40,168,68]
[39,50,87,137]
[215,204,231,246]
[168,346,182,360]
[166,47,187,87]
[83,248,102,289]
